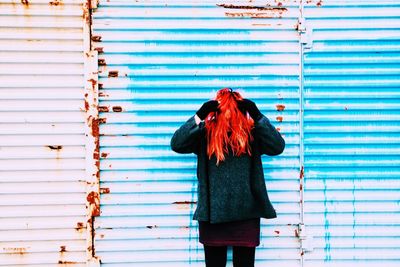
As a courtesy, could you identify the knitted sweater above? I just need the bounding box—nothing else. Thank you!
[170,115,285,224]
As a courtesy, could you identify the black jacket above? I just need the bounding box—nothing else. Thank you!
[170,115,285,224]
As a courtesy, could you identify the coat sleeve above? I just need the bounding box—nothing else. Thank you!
[170,115,204,154]
[253,115,285,156]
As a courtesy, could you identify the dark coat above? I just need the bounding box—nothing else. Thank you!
[170,115,285,224]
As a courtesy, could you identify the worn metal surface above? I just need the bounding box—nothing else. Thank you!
[92,0,302,266]
[302,0,400,266]
[0,0,87,266]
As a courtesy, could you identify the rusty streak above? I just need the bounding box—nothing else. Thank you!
[173,201,197,204]
[58,261,77,264]
[3,247,26,255]
[217,4,287,11]
[299,166,304,179]
[87,191,100,216]
[49,0,62,6]
[47,145,62,150]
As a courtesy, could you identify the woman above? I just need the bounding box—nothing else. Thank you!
[170,88,285,267]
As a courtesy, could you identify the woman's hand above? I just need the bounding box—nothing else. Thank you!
[237,99,262,121]
[196,100,219,120]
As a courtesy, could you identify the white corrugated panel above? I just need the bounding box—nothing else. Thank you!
[92,0,302,266]
[0,0,88,266]
[302,0,400,266]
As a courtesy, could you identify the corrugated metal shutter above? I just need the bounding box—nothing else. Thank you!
[0,0,89,266]
[302,0,400,266]
[92,0,302,266]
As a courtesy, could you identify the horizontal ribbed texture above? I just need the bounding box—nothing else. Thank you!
[0,0,87,266]
[303,0,400,266]
[93,0,301,266]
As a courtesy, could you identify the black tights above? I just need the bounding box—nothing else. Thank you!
[203,245,255,267]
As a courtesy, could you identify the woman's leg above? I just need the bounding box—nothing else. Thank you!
[232,246,256,267]
[203,245,228,267]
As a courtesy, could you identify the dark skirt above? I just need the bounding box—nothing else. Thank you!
[198,218,260,247]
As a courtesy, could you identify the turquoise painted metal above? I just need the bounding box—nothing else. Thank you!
[92,0,400,266]
[302,0,400,266]
[92,0,301,266]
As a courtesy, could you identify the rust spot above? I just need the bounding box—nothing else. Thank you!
[316,0,323,7]
[98,83,104,89]
[101,152,109,158]
[94,47,104,53]
[59,246,66,252]
[301,251,305,256]
[75,222,84,231]
[49,0,62,6]
[91,35,102,42]
[274,230,280,234]
[299,166,304,179]
[58,261,77,264]
[100,187,110,194]
[3,247,27,255]
[21,0,29,5]
[47,145,62,150]
[108,71,119,77]
[276,116,283,122]
[98,59,106,66]
[173,201,197,204]
[112,106,122,112]
[300,183,303,190]
[98,106,109,112]
[277,2,282,7]
[276,104,286,111]
[146,225,158,229]
[294,229,299,238]
[276,127,281,132]
[98,118,107,124]
[86,191,100,216]
[99,91,108,97]
[88,78,97,87]
[100,234,105,238]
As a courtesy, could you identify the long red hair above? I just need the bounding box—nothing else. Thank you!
[205,88,254,164]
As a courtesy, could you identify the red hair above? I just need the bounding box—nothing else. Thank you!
[205,88,254,164]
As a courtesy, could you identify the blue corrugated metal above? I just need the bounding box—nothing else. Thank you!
[92,0,301,266]
[302,0,400,266]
